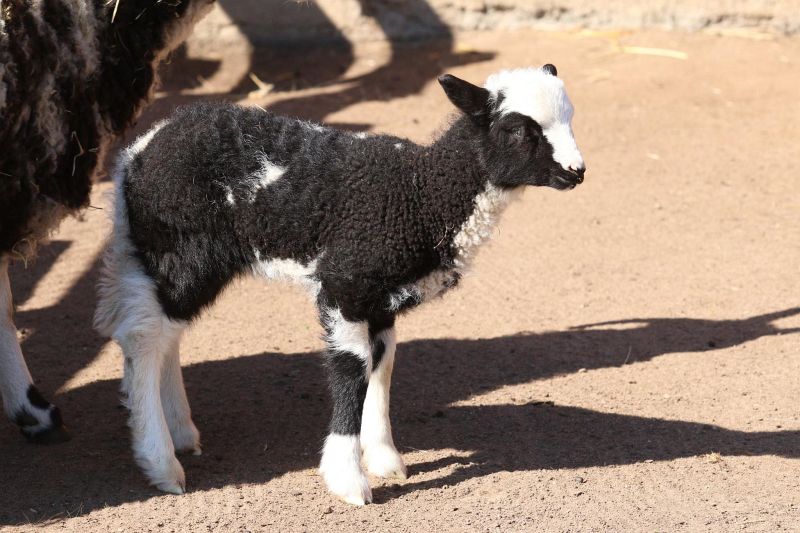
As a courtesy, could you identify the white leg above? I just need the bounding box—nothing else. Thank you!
[361,327,406,479]
[120,322,186,494]
[160,331,200,455]
[0,257,68,442]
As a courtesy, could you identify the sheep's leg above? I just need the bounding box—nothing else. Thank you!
[119,317,187,494]
[361,326,406,479]
[160,331,200,455]
[318,307,373,505]
[0,257,68,443]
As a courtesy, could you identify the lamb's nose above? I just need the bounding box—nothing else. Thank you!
[568,166,585,184]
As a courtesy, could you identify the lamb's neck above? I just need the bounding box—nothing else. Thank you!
[421,116,521,270]
[95,0,213,134]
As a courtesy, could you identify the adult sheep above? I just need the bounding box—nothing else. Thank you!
[0,0,215,443]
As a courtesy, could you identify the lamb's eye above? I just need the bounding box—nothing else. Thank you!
[511,126,526,140]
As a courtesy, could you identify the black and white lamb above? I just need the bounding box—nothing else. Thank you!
[0,0,214,442]
[94,65,586,503]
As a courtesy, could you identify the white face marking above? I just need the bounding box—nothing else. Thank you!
[485,67,585,171]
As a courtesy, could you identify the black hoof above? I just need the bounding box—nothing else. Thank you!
[22,421,71,444]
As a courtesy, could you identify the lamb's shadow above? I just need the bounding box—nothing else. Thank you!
[1,308,798,523]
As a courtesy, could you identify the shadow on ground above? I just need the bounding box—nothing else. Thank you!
[1,297,797,523]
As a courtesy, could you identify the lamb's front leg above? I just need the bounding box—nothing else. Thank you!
[0,257,69,443]
[361,327,406,479]
[318,307,374,505]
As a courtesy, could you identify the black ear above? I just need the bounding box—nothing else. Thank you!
[542,64,558,76]
[438,74,491,124]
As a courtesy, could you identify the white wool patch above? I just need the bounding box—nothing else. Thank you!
[485,67,584,171]
[250,153,286,190]
[224,186,235,206]
[452,183,520,270]
[252,254,321,296]
[323,308,371,364]
[354,132,368,139]
[387,270,460,311]
[393,143,403,150]
[125,120,170,160]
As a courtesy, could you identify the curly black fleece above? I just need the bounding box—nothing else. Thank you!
[124,103,490,323]
[0,0,213,255]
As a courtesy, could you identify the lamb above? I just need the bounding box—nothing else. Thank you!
[94,64,586,503]
[0,0,214,442]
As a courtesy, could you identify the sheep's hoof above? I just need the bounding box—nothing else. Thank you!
[176,445,202,456]
[16,402,71,444]
[363,445,408,480]
[170,420,201,456]
[156,480,186,495]
[320,464,372,506]
[22,423,71,445]
[139,454,186,495]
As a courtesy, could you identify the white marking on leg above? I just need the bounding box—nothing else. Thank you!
[361,328,406,479]
[121,324,186,494]
[319,433,372,506]
[323,308,371,369]
[160,328,200,455]
[94,160,188,493]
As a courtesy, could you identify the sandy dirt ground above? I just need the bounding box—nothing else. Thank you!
[1,28,799,532]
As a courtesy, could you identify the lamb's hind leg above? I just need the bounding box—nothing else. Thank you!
[119,315,187,494]
[160,331,200,455]
[361,326,406,479]
[0,257,69,443]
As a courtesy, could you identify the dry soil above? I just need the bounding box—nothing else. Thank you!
[1,28,799,532]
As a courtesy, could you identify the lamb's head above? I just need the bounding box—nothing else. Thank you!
[438,64,585,190]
